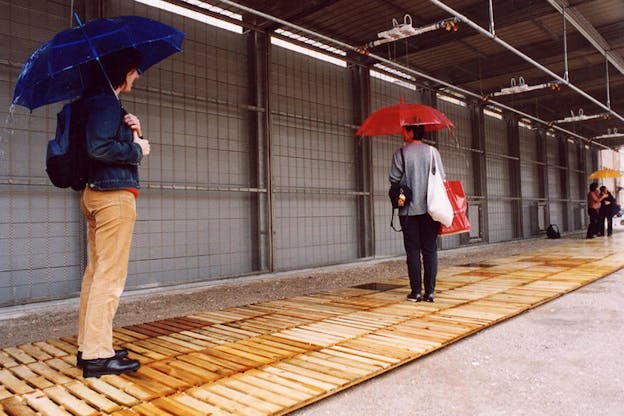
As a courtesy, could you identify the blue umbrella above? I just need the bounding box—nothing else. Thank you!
[12,15,184,110]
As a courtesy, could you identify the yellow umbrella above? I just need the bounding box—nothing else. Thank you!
[588,168,623,180]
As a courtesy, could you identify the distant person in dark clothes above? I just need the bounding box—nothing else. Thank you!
[599,185,617,237]
[586,182,606,239]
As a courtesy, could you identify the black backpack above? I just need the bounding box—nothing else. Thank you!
[546,224,561,239]
[46,101,88,191]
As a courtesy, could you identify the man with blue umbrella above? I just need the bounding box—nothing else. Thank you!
[12,15,183,378]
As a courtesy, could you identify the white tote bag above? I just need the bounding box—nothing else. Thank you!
[427,147,454,227]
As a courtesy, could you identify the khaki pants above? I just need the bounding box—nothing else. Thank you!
[78,187,136,360]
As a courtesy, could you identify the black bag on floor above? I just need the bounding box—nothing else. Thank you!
[546,224,561,239]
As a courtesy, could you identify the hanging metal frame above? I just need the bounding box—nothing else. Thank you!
[212,0,612,149]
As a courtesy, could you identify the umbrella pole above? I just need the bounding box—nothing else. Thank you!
[73,12,120,101]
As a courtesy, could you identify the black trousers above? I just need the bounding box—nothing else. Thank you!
[600,213,614,236]
[587,208,601,238]
[399,214,441,296]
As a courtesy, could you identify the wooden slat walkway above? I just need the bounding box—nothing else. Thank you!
[1,237,623,415]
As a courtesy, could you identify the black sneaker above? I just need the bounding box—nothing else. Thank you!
[407,293,422,302]
[424,293,434,302]
[82,357,140,378]
[77,349,128,369]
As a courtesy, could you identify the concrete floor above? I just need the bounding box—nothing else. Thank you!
[1,232,622,416]
[0,236,582,348]
[291,249,624,416]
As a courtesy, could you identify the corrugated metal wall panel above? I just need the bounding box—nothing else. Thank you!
[108,1,256,286]
[369,78,420,256]
[0,1,602,306]
[270,46,357,270]
[485,115,514,242]
[0,2,85,305]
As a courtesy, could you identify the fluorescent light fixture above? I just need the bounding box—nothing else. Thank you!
[370,70,416,90]
[484,108,502,119]
[274,29,346,57]
[374,64,414,80]
[271,37,346,67]
[519,120,532,129]
[134,0,243,33]
[437,93,466,107]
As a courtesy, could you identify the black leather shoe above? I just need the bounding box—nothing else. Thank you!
[77,349,128,369]
[407,293,422,302]
[424,293,434,302]
[82,357,140,378]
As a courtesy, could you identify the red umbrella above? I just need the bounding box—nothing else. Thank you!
[356,101,454,136]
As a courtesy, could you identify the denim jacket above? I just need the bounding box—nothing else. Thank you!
[77,90,143,190]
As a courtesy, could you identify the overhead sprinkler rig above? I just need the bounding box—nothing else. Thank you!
[552,108,611,125]
[215,0,614,149]
[594,128,624,141]
[357,14,460,55]
[481,77,562,102]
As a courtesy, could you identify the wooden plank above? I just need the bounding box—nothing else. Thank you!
[65,381,121,413]
[2,348,36,365]
[231,371,313,402]
[262,365,335,393]
[122,343,167,362]
[27,362,73,385]
[23,390,73,416]
[0,396,38,416]
[135,366,189,390]
[204,383,282,414]
[44,339,77,356]
[44,385,99,416]
[330,345,401,364]
[32,343,68,359]
[188,386,266,416]
[84,378,140,407]
[171,393,234,416]
[176,354,237,377]
[149,360,212,386]
[0,387,11,400]
[220,377,298,408]
[180,352,246,373]
[44,358,83,379]
[99,375,157,402]
[17,345,52,362]
[9,365,53,390]
[126,402,173,416]
[0,369,35,395]
[271,361,349,388]
[118,373,174,397]
[0,352,18,369]
[150,397,206,416]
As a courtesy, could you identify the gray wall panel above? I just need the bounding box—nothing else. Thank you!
[0,1,603,306]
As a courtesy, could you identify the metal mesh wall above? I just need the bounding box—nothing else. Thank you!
[484,115,514,242]
[0,2,85,305]
[0,1,603,306]
[369,78,418,256]
[436,98,473,249]
[270,45,358,270]
[519,125,542,237]
[546,135,565,228]
[109,1,256,285]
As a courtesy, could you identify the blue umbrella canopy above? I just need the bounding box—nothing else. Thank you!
[12,15,184,110]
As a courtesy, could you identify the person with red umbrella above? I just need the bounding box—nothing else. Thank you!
[389,124,446,302]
